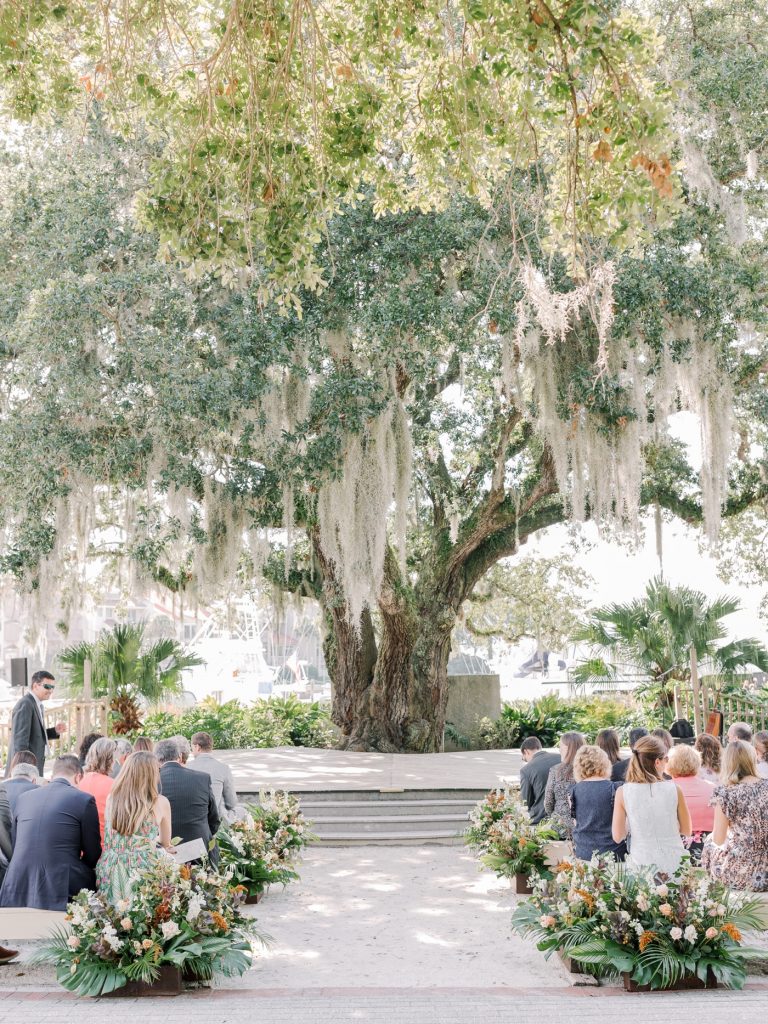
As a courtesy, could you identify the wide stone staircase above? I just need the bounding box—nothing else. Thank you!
[291,788,486,846]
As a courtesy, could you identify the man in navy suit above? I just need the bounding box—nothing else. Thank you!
[156,738,220,864]
[0,755,101,911]
[4,671,67,777]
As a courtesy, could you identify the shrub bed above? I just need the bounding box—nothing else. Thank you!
[141,695,335,749]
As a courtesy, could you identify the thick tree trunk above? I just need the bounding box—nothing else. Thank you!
[312,535,377,740]
[332,546,462,753]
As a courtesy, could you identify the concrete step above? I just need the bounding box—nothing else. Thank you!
[312,813,468,835]
[316,829,465,847]
[237,788,489,804]
[301,799,476,817]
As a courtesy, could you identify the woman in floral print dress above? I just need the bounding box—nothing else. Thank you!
[702,740,768,891]
[96,751,173,905]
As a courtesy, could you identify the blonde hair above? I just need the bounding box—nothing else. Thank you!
[84,736,116,776]
[626,735,667,784]
[721,740,758,786]
[667,744,701,778]
[559,731,585,766]
[573,745,611,782]
[107,751,160,836]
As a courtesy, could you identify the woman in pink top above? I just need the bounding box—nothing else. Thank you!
[667,744,715,863]
[77,737,116,841]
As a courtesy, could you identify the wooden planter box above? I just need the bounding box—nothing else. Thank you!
[557,949,586,975]
[110,965,181,997]
[245,891,263,904]
[623,970,718,993]
[511,873,534,895]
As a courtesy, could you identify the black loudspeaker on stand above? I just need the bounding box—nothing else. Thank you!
[10,657,28,688]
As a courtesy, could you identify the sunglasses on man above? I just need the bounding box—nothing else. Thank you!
[42,683,55,691]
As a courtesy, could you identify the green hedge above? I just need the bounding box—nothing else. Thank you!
[141,695,336,750]
[477,694,649,749]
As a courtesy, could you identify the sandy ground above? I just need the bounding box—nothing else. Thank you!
[227,846,569,989]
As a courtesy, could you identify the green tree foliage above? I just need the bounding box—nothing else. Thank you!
[0,2,767,749]
[572,577,768,709]
[59,622,203,732]
[0,1,677,296]
[464,555,593,652]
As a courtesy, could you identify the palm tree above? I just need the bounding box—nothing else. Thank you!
[572,577,768,727]
[59,622,204,733]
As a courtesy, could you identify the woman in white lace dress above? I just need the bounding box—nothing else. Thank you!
[611,735,691,876]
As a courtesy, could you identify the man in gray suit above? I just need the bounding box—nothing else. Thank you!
[156,738,220,864]
[189,732,239,822]
[4,671,67,777]
[519,736,561,823]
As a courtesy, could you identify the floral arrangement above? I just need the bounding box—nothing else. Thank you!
[464,789,522,853]
[512,857,764,990]
[218,790,313,898]
[34,856,261,997]
[480,802,559,880]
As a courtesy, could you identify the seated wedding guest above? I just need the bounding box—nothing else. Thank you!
[156,738,220,862]
[133,736,153,753]
[519,737,560,824]
[0,754,39,960]
[189,732,240,822]
[595,728,625,783]
[0,757,39,875]
[544,732,585,838]
[753,731,768,779]
[171,735,192,765]
[612,727,649,783]
[651,727,674,752]
[0,755,101,910]
[612,735,691,876]
[702,740,768,890]
[3,752,39,813]
[667,744,714,863]
[570,745,626,862]
[111,738,133,778]
[695,733,722,783]
[77,737,116,841]
[78,732,104,770]
[97,751,172,904]
[727,721,753,743]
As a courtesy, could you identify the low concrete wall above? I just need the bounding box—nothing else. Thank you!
[445,674,501,750]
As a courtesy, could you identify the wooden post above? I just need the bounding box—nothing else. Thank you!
[673,684,682,722]
[83,659,92,700]
[690,647,702,735]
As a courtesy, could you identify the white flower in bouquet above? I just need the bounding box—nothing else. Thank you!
[715,904,727,916]
[636,893,650,911]
[66,936,81,949]
[684,925,697,943]
[705,927,719,940]
[187,897,203,922]
[116,899,130,913]
[119,917,132,930]
[669,927,683,941]
[161,921,181,939]
[70,905,88,927]
[655,884,669,898]
[103,928,123,952]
